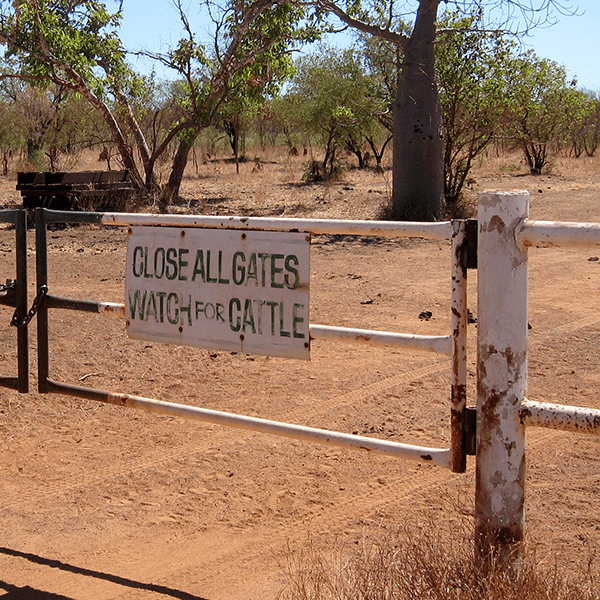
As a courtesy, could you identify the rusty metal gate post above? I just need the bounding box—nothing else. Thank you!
[475,192,529,569]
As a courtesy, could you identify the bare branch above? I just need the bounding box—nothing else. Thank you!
[316,0,409,47]
[459,0,581,36]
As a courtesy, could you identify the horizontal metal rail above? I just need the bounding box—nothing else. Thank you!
[45,378,451,467]
[310,324,452,355]
[46,294,126,317]
[0,209,21,225]
[0,376,20,390]
[45,295,453,355]
[520,399,600,435]
[39,209,454,240]
[517,220,600,249]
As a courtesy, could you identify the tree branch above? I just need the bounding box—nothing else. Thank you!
[316,0,408,47]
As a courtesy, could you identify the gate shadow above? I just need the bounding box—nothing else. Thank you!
[0,547,209,600]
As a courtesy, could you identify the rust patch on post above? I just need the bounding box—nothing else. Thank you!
[355,334,372,342]
[484,214,505,234]
[451,384,467,472]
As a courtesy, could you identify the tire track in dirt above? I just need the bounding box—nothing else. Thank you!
[1,355,452,509]
[529,314,600,343]
[145,315,600,600]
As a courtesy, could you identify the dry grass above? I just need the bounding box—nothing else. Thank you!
[278,520,599,600]
[3,147,599,221]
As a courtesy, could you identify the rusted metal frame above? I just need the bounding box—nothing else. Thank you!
[35,209,51,393]
[517,220,600,249]
[46,295,126,317]
[520,399,600,434]
[39,207,457,355]
[42,296,453,352]
[0,209,29,392]
[42,377,451,467]
[450,220,469,473]
[475,192,529,570]
[40,209,103,225]
[49,296,454,354]
[38,208,453,240]
[103,214,454,239]
[35,209,114,393]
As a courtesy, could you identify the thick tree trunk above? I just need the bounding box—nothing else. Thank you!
[392,0,444,221]
[158,138,194,213]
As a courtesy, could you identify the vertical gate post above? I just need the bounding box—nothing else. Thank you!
[450,219,468,473]
[475,192,529,569]
[35,208,50,393]
[15,209,29,393]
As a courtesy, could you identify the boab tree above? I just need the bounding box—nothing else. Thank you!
[316,0,578,220]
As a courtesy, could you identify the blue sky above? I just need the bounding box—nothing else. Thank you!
[118,0,600,92]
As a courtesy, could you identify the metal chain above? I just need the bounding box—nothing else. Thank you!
[0,279,16,294]
[11,285,48,328]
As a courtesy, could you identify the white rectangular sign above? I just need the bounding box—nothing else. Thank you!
[125,227,310,360]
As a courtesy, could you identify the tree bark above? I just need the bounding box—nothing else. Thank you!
[392,0,444,221]
[158,138,194,212]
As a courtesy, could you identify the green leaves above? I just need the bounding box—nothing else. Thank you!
[503,51,575,173]
[435,11,515,201]
[285,45,382,170]
[0,0,129,96]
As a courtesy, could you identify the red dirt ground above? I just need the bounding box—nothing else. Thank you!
[0,151,599,599]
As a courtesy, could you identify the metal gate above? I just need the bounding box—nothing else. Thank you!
[8,195,597,567]
[33,207,473,474]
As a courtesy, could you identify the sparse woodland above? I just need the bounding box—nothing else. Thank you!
[0,0,597,218]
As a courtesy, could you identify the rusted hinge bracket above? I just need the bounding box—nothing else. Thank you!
[465,219,478,270]
[464,407,477,455]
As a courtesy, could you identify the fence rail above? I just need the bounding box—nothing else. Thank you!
[518,220,600,249]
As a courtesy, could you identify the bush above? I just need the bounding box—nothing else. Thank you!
[302,159,344,183]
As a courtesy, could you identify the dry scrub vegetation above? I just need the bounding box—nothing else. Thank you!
[279,520,599,600]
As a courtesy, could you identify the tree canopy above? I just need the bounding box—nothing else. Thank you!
[0,0,324,207]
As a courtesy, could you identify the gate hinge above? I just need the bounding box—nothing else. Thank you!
[465,219,478,270]
[464,407,477,455]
